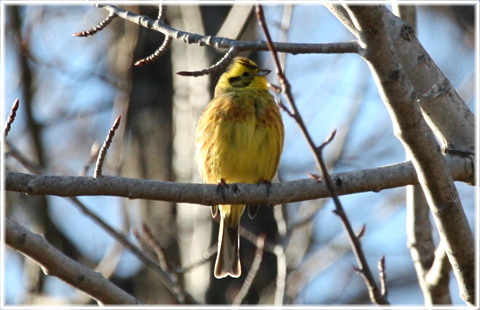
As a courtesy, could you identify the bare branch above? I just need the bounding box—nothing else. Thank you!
[325,4,359,38]
[5,141,42,174]
[6,218,141,305]
[176,46,238,77]
[7,143,196,304]
[157,4,166,21]
[407,184,452,304]
[134,36,172,66]
[135,224,188,301]
[273,237,287,305]
[4,98,19,138]
[94,116,121,178]
[425,243,453,300]
[175,245,216,274]
[328,4,474,155]
[344,5,474,305]
[141,223,170,272]
[392,5,417,32]
[73,12,117,37]
[356,224,366,239]
[233,234,266,305]
[94,4,360,56]
[378,255,387,298]
[63,197,195,303]
[257,4,389,304]
[6,154,472,206]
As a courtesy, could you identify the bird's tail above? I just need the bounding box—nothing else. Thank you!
[214,214,241,279]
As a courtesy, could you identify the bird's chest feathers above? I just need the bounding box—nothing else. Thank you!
[210,94,275,182]
[216,95,268,148]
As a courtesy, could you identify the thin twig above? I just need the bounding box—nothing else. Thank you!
[279,4,293,68]
[273,241,287,305]
[273,204,287,305]
[233,234,266,305]
[378,255,387,298]
[158,4,166,21]
[175,245,217,274]
[136,223,187,299]
[66,197,188,303]
[73,12,117,37]
[256,5,389,305]
[307,172,322,181]
[239,226,279,255]
[176,46,238,77]
[287,202,325,231]
[141,223,170,272]
[134,36,172,66]
[5,141,42,174]
[4,98,20,138]
[356,224,366,239]
[94,116,121,178]
[320,131,389,305]
[255,5,320,164]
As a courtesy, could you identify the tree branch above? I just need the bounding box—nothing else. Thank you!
[6,218,141,305]
[257,4,390,303]
[344,5,475,305]
[425,243,453,303]
[6,141,196,304]
[401,8,451,305]
[94,115,121,178]
[5,154,472,206]
[93,4,360,56]
[407,184,452,304]
[327,4,475,155]
[4,98,20,138]
[386,11,474,155]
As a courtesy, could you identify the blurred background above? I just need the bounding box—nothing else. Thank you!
[3,4,475,306]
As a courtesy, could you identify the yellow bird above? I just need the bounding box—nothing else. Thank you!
[195,57,284,278]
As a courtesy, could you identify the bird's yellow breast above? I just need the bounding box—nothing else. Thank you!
[195,88,283,185]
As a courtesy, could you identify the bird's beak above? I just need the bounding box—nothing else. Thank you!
[256,69,271,76]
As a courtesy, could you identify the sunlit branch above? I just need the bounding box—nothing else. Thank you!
[4,98,19,138]
[73,11,117,37]
[94,4,360,56]
[6,218,141,305]
[6,154,472,206]
[256,4,389,305]
[94,116,121,178]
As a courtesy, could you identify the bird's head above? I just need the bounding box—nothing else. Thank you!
[215,57,271,94]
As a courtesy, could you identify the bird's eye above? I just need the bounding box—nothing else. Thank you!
[242,72,250,77]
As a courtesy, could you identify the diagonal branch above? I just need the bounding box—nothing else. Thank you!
[256,5,389,305]
[6,142,196,304]
[344,5,475,306]
[398,7,452,305]
[176,46,238,77]
[134,36,172,66]
[6,218,141,305]
[73,11,117,37]
[4,98,20,138]
[327,4,475,156]
[94,116,121,178]
[233,234,266,305]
